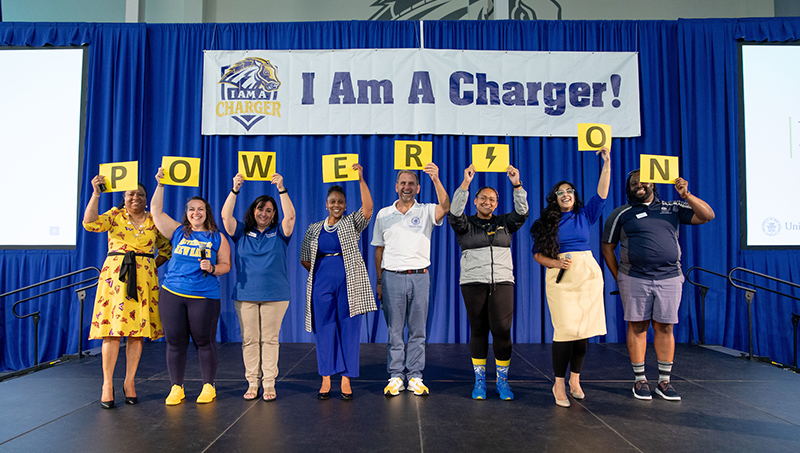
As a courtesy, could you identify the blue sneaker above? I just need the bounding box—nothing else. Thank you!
[496,367,514,401]
[655,381,681,401]
[632,380,652,400]
[472,365,486,400]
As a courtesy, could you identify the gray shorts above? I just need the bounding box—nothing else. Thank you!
[618,272,683,324]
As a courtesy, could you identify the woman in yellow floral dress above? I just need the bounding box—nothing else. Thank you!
[83,175,171,409]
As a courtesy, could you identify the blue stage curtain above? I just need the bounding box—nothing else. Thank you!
[3,19,800,371]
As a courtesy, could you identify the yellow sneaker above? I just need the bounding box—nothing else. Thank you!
[196,383,216,404]
[165,385,185,406]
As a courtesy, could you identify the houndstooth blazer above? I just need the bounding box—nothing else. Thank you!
[300,209,376,333]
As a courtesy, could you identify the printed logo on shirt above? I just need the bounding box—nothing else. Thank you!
[407,216,423,229]
[173,238,213,257]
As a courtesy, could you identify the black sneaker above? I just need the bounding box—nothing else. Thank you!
[632,380,652,400]
[655,381,681,401]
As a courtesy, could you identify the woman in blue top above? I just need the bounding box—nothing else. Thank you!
[221,172,296,402]
[151,167,232,406]
[300,164,375,401]
[531,146,610,408]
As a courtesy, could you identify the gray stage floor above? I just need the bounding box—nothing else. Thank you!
[1,342,799,453]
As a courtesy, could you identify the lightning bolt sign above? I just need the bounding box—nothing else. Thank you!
[472,144,510,172]
[486,146,497,168]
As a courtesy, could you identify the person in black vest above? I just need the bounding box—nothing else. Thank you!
[448,164,528,401]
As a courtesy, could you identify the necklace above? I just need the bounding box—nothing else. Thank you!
[323,218,339,233]
[127,210,147,235]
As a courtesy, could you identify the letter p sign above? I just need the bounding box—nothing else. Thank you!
[98,161,138,192]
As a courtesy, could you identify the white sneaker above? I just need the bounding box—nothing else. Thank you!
[384,377,405,396]
[407,377,429,396]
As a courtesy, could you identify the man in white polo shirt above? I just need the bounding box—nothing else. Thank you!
[373,163,449,396]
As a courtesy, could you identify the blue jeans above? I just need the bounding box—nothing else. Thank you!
[382,271,430,379]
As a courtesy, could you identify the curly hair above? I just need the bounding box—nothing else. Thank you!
[530,181,584,259]
[243,195,279,233]
[181,196,219,237]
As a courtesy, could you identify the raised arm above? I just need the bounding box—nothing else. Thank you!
[221,173,243,236]
[273,173,296,236]
[353,164,373,220]
[150,168,181,239]
[83,175,106,224]
[451,165,475,217]
[424,162,450,222]
[674,177,715,225]
[596,146,611,199]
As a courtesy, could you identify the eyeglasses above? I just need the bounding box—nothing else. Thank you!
[555,189,575,197]
[477,195,497,203]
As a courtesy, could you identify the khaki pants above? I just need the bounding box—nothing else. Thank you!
[234,300,289,388]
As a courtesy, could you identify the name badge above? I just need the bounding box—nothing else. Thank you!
[636,212,648,219]
[247,231,258,238]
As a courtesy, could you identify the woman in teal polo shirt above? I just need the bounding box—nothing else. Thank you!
[221,172,296,402]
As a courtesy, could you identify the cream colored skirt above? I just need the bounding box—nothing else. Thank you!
[545,250,607,341]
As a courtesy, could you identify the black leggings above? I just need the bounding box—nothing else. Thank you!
[160,289,221,386]
[552,339,588,378]
[461,284,514,362]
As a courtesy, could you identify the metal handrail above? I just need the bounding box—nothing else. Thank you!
[685,267,725,344]
[0,267,100,367]
[685,267,761,345]
[728,267,800,361]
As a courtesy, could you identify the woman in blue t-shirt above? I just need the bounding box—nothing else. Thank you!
[221,172,296,402]
[531,146,610,408]
[151,167,232,406]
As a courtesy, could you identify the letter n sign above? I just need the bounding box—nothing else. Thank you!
[638,154,679,184]
[322,154,359,183]
[394,140,432,170]
[99,161,138,192]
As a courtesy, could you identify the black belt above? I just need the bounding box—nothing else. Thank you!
[383,268,428,274]
[318,253,342,258]
[108,251,155,301]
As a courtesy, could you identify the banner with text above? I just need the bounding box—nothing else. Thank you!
[202,49,640,137]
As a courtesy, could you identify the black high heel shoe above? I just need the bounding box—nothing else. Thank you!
[100,387,115,409]
[317,391,331,400]
[340,392,353,401]
[123,385,138,405]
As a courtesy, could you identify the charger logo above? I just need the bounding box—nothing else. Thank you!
[216,57,282,131]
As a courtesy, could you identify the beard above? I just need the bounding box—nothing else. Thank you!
[628,185,653,203]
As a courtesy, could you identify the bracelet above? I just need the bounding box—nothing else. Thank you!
[377,278,382,284]
[231,188,240,195]
[211,264,216,275]
[513,182,522,188]
[92,193,100,198]
[278,188,288,194]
